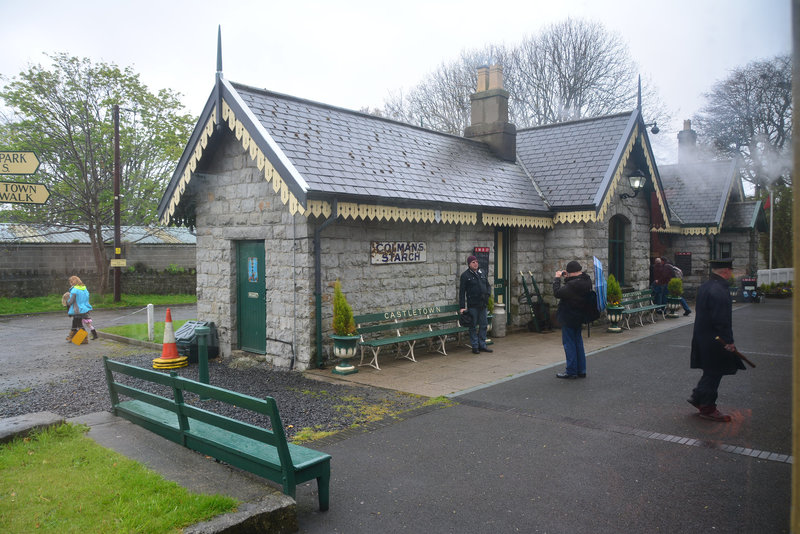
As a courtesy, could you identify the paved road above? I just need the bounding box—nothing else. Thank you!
[0,305,196,392]
[293,299,792,533]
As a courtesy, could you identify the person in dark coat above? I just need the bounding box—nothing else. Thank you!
[552,260,592,379]
[652,257,671,305]
[459,255,493,354]
[687,258,745,422]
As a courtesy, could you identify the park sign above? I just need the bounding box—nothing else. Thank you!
[0,181,50,204]
[0,151,40,175]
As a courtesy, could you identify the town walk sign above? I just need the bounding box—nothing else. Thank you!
[0,151,49,205]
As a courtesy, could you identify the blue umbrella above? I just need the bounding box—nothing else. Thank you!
[593,256,607,311]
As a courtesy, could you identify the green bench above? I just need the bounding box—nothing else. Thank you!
[102,357,331,511]
[620,289,666,329]
[354,304,468,370]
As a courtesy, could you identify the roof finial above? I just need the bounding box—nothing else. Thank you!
[637,74,642,111]
[216,25,223,78]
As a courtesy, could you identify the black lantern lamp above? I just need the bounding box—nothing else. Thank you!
[620,169,646,200]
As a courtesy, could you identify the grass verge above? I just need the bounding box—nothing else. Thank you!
[0,423,237,533]
[100,320,191,343]
[0,294,196,316]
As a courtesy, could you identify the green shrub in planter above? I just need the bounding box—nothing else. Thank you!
[332,280,356,336]
[606,274,622,307]
[667,277,683,297]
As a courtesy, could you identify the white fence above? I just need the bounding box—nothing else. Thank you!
[757,268,794,285]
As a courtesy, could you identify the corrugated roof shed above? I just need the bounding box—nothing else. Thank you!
[0,224,195,244]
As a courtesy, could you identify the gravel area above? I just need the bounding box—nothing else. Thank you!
[0,352,434,441]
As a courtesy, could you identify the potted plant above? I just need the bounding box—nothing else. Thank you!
[728,274,738,301]
[606,274,624,333]
[331,280,358,375]
[666,277,683,318]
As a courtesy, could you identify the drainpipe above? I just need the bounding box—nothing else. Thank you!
[314,199,338,368]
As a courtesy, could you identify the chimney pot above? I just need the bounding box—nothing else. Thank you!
[489,65,503,90]
[683,119,692,131]
[477,66,489,92]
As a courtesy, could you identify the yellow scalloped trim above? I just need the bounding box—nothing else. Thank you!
[482,213,554,229]
[552,211,598,224]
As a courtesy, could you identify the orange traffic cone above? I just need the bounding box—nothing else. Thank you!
[153,308,188,369]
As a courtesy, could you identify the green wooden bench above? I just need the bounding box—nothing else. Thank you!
[354,304,468,370]
[102,357,331,511]
[620,289,666,329]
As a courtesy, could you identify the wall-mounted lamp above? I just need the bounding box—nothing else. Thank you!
[620,169,646,200]
[644,121,659,134]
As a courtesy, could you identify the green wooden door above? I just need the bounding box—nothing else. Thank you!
[236,241,266,354]
[494,227,510,324]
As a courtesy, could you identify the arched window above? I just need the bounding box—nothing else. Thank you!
[608,215,629,285]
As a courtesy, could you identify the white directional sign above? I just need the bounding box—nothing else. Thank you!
[0,152,40,175]
[0,181,50,204]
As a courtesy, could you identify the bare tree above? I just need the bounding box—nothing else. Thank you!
[383,19,660,133]
[384,45,508,135]
[694,54,792,195]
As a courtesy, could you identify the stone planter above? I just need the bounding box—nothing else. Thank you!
[606,305,624,333]
[331,334,359,375]
[666,296,682,318]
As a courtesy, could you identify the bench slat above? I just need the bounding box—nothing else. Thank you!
[103,358,331,511]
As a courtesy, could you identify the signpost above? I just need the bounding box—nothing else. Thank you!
[0,151,40,175]
[0,181,50,204]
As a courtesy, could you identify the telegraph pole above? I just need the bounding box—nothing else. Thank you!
[113,105,121,302]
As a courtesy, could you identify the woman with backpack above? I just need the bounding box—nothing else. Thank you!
[552,260,593,379]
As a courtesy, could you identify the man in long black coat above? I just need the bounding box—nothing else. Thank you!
[687,258,745,422]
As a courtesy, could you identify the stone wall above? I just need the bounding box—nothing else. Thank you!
[0,270,196,298]
[192,133,668,370]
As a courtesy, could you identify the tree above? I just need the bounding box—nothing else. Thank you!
[0,53,195,293]
[694,55,792,195]
[382,19,664,133]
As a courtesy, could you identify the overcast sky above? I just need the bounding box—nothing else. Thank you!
[0,0,792,163]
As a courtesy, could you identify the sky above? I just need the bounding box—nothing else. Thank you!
[0,0,792,163]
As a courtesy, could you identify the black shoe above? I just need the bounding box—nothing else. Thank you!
[480,347,493,353]
[472,348,480,354]
[91,330,98,340]
[578,373,586,378]
[687,398,700,409]
[556,372,578,379]
[683,310,692,316]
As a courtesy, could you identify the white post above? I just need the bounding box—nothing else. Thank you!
[147,303,154,342]
[769,188,774,285]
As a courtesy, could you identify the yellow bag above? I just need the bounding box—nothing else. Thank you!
[71,329,88,345]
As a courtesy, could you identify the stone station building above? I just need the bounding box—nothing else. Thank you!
[158,59,763,371]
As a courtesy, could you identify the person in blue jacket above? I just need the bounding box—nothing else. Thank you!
[66,275,98,343]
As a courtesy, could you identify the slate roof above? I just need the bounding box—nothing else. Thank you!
[230,81,548,213]
[0,223,196,244]
[516,112,638,210]
[722,201,768,232]
[659,160,738,226]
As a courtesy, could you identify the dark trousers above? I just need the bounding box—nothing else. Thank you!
[692,371,724,410]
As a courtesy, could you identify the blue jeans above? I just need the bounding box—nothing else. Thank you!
[680,297,691,313]
[561,325,586,376]
[653,284,667,305]
[468,307,488,350]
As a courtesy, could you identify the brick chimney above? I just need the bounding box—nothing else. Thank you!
[464,65,516,161]
[677,119,697,164]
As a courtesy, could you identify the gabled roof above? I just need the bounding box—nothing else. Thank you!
[659,160,738,227]
[158,77,668,229]
[517,112,635,209]
[158,78,549,227]
[0,223,196,244]
[722,200,768,232]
